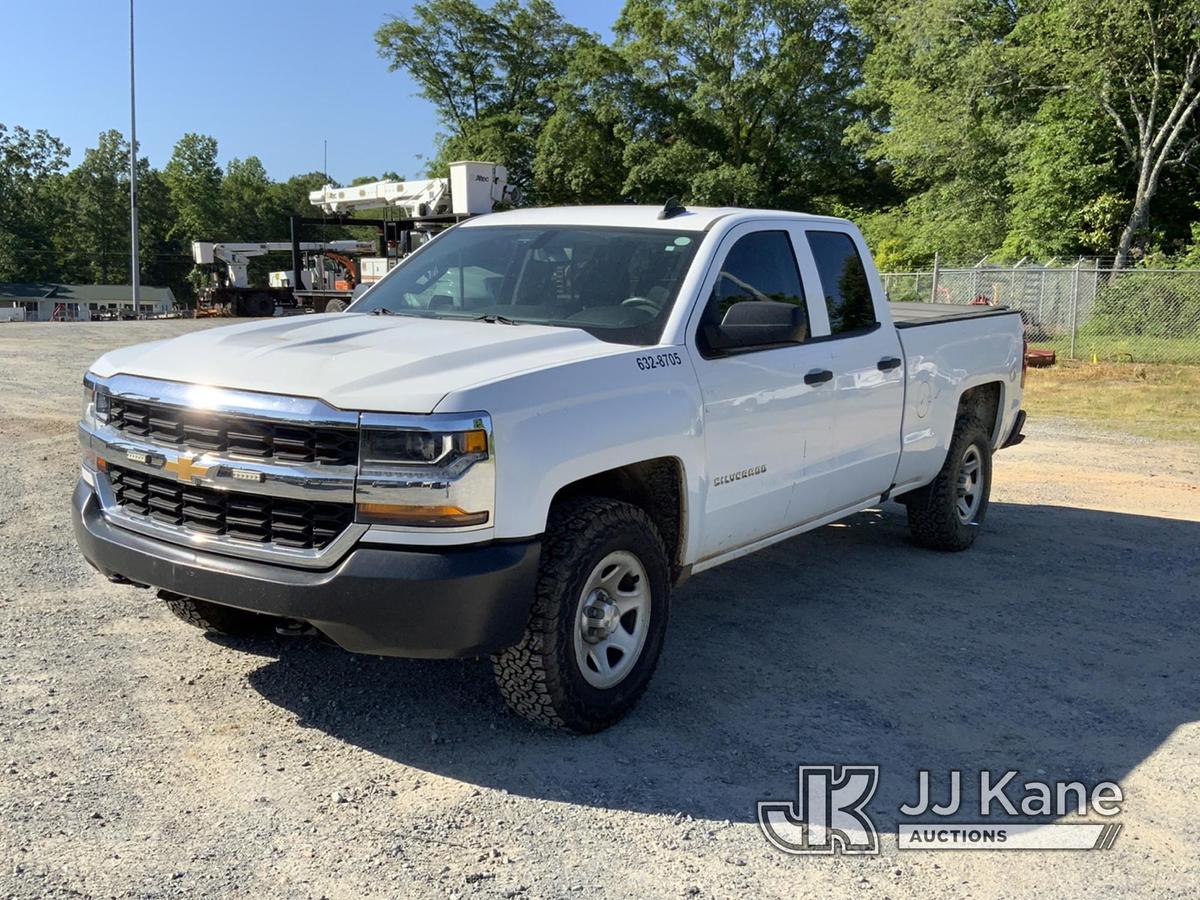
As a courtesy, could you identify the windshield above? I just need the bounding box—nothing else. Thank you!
[351,224,702,345]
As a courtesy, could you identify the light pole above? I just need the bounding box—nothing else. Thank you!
[128,0,141,317]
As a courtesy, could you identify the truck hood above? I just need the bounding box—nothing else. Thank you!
[90,313,626,413]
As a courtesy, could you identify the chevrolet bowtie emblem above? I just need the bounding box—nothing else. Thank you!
[163,455,212,484]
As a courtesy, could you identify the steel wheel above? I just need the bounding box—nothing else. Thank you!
[493,497,671,731]
[572,550,651,689]
[956,445,983,523]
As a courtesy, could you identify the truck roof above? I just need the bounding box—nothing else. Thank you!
[463,205,852,233]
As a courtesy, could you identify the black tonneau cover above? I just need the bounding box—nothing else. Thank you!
[889,301,1021,329]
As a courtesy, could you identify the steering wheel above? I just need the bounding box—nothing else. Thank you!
[620,296,659,314]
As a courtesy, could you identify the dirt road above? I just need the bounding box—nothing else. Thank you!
[2,322,1198,898]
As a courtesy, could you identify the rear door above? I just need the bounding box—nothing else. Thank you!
[798,228,905,510]
[689,224,837,559]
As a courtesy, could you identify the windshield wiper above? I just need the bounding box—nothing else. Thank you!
[371,307,520,324]
[473,313,521,325]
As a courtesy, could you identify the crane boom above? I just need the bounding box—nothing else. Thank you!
[308,161,512,217]
[192,240,374,288]
[309,177,450,217]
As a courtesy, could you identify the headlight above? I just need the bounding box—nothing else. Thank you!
[360,427,487,467]
[81,377,110,426]
[355,413,494,528]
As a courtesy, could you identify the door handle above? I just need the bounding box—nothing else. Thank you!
[804,368,834,385]
[877,356,902,371]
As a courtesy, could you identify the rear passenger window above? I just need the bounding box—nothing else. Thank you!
[806,231,877,334]
[700,229,807,332]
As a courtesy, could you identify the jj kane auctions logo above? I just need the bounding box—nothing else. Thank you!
[758,766,1124,853]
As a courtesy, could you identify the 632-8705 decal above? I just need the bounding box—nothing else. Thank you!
[636,352,684,371]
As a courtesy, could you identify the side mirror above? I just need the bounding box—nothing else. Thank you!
[701,300,807,353]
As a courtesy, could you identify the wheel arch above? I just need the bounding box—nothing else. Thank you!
[548,457,687,583]
[956,380,1005,446]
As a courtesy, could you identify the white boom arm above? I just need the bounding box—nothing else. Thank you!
[310,177,450,218]
[192,240,374,288]
[308,161,511,217]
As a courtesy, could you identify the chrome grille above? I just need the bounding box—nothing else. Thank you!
[108,397,358,465]
[107,464,354,550]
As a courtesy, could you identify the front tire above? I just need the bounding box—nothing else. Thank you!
[492,497,671,732]
[159,591,273,637]
[903,415,993,551]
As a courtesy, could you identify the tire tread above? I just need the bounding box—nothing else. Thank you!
[904,415,992,552]
[160,591,270,637]
[492,497,668,732]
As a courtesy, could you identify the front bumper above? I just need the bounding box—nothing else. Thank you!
[72,480,540,658]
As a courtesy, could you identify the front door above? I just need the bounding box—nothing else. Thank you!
[690,225,839,560]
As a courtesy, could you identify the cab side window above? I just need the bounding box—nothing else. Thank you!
[806,231,877,335]
[698,230,808,354]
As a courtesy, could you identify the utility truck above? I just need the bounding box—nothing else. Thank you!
[74,204,1026,732]
[192,239,375,315]
[193,161,512,315]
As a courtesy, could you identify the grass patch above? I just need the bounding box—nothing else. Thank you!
[1023,360,1200,442]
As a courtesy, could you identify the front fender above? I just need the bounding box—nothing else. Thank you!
[436,348,706,556]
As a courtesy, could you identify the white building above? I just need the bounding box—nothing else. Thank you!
[0,283,175,321]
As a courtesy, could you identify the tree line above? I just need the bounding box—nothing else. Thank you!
[2,0,1198,302]
[0,127,397,300]
[379,0,1200,270]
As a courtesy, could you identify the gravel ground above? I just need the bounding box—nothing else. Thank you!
[2,321,1198,898]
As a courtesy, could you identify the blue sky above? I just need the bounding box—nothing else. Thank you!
[0,0,620,184]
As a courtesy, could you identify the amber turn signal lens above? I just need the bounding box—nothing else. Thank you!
[461,429,488,455]
[356,502,489,527]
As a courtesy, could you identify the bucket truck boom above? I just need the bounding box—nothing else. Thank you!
[192,240,374,289]
[307,161,512,217]
[191,239,374,316]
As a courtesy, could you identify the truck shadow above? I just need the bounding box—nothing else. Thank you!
[245,501,1200,825]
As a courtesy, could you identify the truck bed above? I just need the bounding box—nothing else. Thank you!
[889,300,1025,493]
[889,301,1021,328]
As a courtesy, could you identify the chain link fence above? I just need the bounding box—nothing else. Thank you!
[881,263,1200,364]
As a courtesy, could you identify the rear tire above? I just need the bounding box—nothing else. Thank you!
[160,591,273,637]
[492,497,670,732]
[903,415,993,551]
[323,298,347,313]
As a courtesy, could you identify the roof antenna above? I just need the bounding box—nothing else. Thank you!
[658,196,687,220]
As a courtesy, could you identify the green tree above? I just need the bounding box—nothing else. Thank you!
[1001,93,1122,259]
[1018,0,1200,267]
[136,166,189,297]
[533,42,639,203]
[56,130,184,291]
[0,124,70,282]
[616,0,867,209]
[222,156,279,240]
[59,129,133,283]
[849,0,1025,265]
[163,133,223,242]
[376,0,589,193]
[350,171,403,185]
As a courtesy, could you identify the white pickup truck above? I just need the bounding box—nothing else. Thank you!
[74,205,1026,731]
